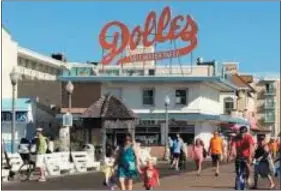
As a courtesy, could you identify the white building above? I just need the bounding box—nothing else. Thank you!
[60,64,249,148]
[2,27,68,105]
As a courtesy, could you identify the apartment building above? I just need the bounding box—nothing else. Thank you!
[2,27,68,106]
[253,77,280,137]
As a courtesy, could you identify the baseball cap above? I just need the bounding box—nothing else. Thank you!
[239,126,248,133]
[36,127,43,132]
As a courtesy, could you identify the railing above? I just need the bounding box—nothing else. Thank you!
[264,116,275,123]
[17,66,57,81]
[264,103,275,109]
[265,88,276,95]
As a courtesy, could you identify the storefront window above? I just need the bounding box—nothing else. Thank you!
[135,126,161,145]
[1,112,11,121]
[135,134,160,145]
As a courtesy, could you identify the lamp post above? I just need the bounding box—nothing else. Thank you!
[9,67,19,153]
[164,95,170,161]
[65,81,74,152]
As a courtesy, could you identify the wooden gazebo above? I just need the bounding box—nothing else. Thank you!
[82,94,138,159]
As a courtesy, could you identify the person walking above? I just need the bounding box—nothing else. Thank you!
[114,133,141,190]
[171,134,183,171]
[192,138,205,176]
[34,127,48,182]
[141,158,160,190]
[251,135,275,190]
[268,138,278,159]
[208,131,224,176]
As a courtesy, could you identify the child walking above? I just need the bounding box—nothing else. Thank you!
[141,158,160,190]
[102,157,117,190]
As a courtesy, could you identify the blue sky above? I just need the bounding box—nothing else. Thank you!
[2,1,280,75]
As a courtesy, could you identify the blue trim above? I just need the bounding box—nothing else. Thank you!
[57,112,249,125]
[2,98,31,111]
[59,76,238,91]
[137,113,249,125]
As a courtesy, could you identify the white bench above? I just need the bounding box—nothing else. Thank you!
[85,153,101,171]
[2,152,10,182]
[71,152,88,173]
[44,153,61,176]
[6,153,27,172]
[2,169,10,182]
[57,152,74,173]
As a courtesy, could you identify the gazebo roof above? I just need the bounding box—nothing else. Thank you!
[82,94,138,120]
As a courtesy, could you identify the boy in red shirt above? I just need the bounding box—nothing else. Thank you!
[141,158,160,190]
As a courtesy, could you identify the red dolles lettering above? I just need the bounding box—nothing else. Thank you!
[99,6,198,65]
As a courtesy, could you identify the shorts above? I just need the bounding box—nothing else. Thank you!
[35,154,45,168]
[211,154,221,165]
[173,153,180,159]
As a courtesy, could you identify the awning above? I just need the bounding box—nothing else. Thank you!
[137,113,249,125]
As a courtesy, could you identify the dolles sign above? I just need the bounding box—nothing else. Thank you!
[99,6,198,65]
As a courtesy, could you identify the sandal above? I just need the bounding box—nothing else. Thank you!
[269,185,276,190]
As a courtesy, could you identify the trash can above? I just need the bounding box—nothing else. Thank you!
[82,144,95,161]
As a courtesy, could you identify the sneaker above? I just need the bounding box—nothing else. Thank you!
[38,178,46,182]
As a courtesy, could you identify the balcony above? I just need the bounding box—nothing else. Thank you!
[264,103,275,110]
[264,88,276,96]
[264,116,275,123]
[17,66,57,81]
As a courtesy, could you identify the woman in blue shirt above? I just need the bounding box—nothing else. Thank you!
[170,135,183,171]
[114,133,141,190]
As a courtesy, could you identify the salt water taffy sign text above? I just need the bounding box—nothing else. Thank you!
[99,6,198,65]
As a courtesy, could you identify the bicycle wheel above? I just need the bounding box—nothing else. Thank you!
[15,163,30,181]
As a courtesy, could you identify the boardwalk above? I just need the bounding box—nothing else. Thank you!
[2,162,280,190]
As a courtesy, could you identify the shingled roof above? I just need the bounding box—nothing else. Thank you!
[227,74,256,92]
[82,94,138,120]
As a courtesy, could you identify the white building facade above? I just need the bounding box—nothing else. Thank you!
[60,65,249,148]
[2,27,68,106]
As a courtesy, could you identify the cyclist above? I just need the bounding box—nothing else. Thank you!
[228,126,255,189]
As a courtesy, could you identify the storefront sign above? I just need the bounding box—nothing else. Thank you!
[99,6,198,65]
[223,63,238,74]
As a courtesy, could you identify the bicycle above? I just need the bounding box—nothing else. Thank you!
[234,158,249,190]
[14,140,39,181]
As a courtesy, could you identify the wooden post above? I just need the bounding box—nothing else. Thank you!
[101,120,107,162]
